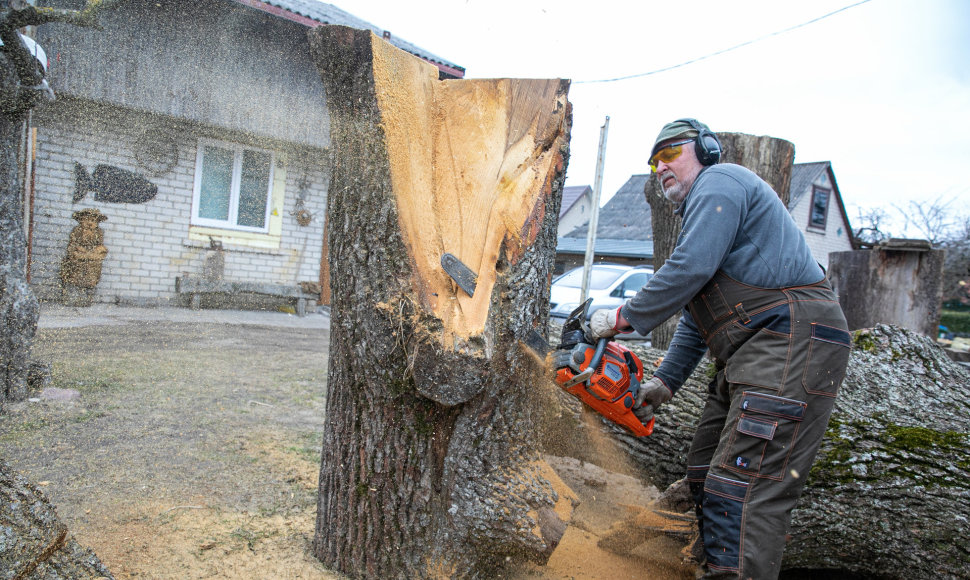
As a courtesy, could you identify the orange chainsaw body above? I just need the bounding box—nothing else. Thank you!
[554,340,654,437]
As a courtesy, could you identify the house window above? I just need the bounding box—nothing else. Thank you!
[192,140,274,232]
[808,186,830,230]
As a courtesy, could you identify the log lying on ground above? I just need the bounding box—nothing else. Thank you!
[0,460,114,579]
[308,25,572,579]
[563,325,970,578]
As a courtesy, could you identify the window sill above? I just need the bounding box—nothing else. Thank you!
[186,225,282,253]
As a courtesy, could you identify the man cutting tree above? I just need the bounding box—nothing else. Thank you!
[588,118,851,579]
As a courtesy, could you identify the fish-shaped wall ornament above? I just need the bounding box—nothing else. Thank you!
[74,162,158,204]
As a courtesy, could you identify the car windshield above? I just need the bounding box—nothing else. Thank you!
[555,267,625,290]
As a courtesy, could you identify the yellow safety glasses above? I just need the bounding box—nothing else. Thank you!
[649,139,695,172]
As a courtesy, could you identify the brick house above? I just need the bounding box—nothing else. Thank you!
[25,0,462,309]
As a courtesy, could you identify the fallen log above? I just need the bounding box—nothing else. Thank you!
[0,459,114,579]
[557,325,970,578]
[307,25,572,578]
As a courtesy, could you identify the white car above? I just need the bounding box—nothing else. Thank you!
[549,264,654,340]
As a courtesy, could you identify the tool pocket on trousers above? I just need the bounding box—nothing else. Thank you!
[723,328,791,391]
[802,323,851,397]
[720,391,806,480]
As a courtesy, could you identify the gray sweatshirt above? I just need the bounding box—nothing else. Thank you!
[620,163,824,391]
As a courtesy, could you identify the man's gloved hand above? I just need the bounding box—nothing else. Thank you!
[633,377,673,425]
[589,307,629,339]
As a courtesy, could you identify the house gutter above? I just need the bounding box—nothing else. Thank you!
[229,0,466,79]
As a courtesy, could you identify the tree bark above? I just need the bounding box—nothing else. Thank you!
[643,175,679,349]
[717,132,795,206]
[0,105,37,413]
[595,325,970,578]
[308,25,573,578]
[0,460,115,578]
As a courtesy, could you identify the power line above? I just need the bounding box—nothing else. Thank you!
[575,0,873,84]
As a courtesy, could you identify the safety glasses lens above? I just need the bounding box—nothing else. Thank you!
[649,145,682,171]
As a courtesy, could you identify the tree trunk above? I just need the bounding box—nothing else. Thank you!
[307,26,573,579]
[0,65,39,413]
[717,132,795,206]
[642,132,795,349]
[643,175,679,349]
[0,460,115,578]
[598,326,970,578]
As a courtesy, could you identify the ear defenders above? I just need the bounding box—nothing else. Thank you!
[675,118,722,166]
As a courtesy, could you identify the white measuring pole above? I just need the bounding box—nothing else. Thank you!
[580,116,610,303]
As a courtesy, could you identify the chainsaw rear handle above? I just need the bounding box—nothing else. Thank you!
[560,337,608,389]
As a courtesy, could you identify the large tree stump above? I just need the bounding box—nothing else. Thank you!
[307,26,572,578]
[589,325,970,578]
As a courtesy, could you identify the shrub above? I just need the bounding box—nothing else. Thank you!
[940,309,970,336]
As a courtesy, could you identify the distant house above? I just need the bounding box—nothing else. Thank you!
[558,162,854,273]
[25,0,462,308]
[556,175,653,274]
[787,162,855,269]
[557,185,592,237]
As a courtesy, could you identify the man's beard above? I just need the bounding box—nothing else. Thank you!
[660,173,689,204]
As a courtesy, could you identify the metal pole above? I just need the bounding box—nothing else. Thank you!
[580,116,609,303]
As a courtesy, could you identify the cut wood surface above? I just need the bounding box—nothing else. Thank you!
[370,35,567,341]
[309,25,572,579]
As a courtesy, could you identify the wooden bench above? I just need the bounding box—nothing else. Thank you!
[175,275,318,317]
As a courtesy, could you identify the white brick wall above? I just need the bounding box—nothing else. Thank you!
[29,100,328,305]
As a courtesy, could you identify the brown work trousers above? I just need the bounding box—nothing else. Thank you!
[685,271,850,579]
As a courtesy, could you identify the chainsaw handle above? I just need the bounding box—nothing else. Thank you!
[561,338,609,388]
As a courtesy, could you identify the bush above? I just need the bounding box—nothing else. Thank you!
[940,309,970,336]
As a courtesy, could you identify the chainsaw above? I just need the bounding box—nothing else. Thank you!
[439,254,654,437]
[544,298,654,437]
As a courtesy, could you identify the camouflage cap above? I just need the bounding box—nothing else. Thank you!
[650,119,712,158]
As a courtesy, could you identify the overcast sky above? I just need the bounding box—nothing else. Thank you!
[334,0,970,234]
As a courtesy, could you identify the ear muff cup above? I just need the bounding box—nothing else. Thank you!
[675,118,722,166]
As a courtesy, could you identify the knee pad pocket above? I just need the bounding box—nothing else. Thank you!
[720,391,806,480]
[702,473,749,573]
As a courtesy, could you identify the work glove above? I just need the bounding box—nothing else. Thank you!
[589,306,631,339]
[633,377,673,425]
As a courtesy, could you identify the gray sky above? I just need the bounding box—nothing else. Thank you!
[336,0,970,233]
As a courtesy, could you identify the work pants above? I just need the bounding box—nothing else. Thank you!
[685,272,850,579]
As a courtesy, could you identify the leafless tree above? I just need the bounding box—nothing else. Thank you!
[892,195,963,246]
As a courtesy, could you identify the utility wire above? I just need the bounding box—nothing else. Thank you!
[575,0,873,84]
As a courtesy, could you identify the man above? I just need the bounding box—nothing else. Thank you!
[589,119,851,579]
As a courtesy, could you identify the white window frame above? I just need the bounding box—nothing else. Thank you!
[191,139,275,233]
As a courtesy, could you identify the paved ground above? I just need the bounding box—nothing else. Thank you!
[38,302,331,330]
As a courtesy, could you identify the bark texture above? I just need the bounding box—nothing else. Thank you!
[0,110,37,412]
[581,325,970,578]
[308,26,572,578]
[643,175,679,349]
[0,460,115,579]
[717,132,795,206]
